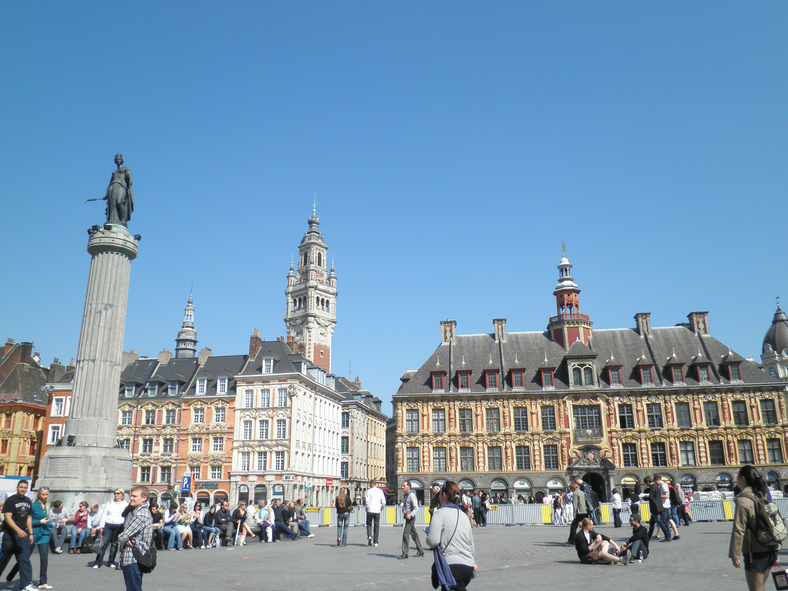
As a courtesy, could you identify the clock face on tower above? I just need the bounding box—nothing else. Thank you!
[318,327,327,341]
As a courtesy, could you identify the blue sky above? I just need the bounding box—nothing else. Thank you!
[1,2,786,416]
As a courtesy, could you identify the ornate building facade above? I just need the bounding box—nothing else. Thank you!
[391,254,788,503]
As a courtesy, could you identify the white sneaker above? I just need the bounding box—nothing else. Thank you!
[308,534,314,538]
[22,585,38,591]
[374,543,379,547]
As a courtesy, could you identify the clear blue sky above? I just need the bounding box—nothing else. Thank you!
[2,2,786,416]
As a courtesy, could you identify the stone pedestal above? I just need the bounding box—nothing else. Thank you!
[38,226,138,509]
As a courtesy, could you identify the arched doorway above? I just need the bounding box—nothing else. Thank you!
[582,472,606,503]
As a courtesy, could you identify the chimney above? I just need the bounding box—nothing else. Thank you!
[197,347,212,366]
[440,320,457,344]
[121,350,139,371]
[157,349,173,364]
[67,359,75,371]
[4,339,15,356]
[493,318,507,342]
[50,359,65,383]
[249,329,263,358]
[634,313,651,336]
[20,342,34,364]
[687,312,710,335]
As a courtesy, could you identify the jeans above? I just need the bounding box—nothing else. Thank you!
[122,562,143,591]
[50,526,67,550]
[274,521,296,540]
[401,516,423,556]
[0,532,33,588]
[191,526,205,547]
[656,509,672,539]
[671,506,680,528]
[568,513,588,544]
[202,525,219,543]
[613,508,622,528]
[336,513,349,546]
[366,512,380,544]
[69,526,89,551]
[628,539,649,560]
[98,522,124,565]
[297,519,311,536]
[163,526,182,549]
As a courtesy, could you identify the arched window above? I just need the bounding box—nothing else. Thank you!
[583,367,594,385]
[573,367,582,386]
[317,252,322,267]
[303,252,308,267]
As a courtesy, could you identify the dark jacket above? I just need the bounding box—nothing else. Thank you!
[647,484,661,515]
[215,507,232,526]
[575,528,611,564]
[625,524,649,549]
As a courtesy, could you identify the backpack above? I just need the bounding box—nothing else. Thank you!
[741,493,788,546]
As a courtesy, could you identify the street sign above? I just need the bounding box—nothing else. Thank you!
[181,474,191,494]
[326,478,333,486]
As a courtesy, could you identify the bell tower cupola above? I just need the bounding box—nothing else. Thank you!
[547,244,592,349]
[284,202,338,372]
[175,291,198,358]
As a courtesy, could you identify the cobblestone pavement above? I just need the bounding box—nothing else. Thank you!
[15,521,765,591]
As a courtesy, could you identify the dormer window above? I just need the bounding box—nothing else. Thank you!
[697,365,710,383]
[196,378,207,395]
[541,369,555,388]
[608,368,621,386]
[124,384,135,398]
[511,369,525,389]
[484,370,499,389]
[570,363,596,387]
[458,371,471,390]
[263,358,274,374]
[168,382,178,396]
[147,384,158,397]
[671,366,684,384]
[728,364,742,381]
[217,377,228,394]
[431,372,445,391]
[640,366,653,385]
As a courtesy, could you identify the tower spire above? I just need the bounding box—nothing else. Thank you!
[547,246,592,348]
[175,291,198,358]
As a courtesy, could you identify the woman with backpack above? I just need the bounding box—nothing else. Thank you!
[729,465,778,591]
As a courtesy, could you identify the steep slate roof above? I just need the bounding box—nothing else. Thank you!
[0,364,48,405]
[186,355,247,396]
[396,322,780,395]
[763,305,788,354]
[239,340,306,376]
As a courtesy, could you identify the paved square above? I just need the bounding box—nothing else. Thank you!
[22,521,762,591]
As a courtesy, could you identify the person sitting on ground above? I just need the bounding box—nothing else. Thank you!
[618,514,649,563]
[69,501,90,554]
[574,518,625,565]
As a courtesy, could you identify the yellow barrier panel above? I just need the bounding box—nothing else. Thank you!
[542,504,552,523]
[640,504,650,521]
[425,507,431,525]
[723,501,733,520]
[386,505,397,524]
[323,507,332,525]
[600,504,610,522]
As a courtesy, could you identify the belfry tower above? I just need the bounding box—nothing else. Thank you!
[547,245,592,348]
[175,292,198,358]
[284,205,337,372]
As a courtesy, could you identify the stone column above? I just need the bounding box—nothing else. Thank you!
[38,226,138,508]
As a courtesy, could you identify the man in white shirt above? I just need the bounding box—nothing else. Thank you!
[365,485,386,547]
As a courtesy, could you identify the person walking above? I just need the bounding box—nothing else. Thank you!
[426,481,477,591]
[729,465,777,591]
[365,484,385,547]
[7,486,53,589]
[117,485,153,591]
[0,479,36,591]
[335,488,353,547]
[398,480,424,559]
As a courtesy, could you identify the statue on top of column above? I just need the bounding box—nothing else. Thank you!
[103,154,134,225]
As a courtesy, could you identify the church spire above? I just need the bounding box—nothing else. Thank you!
[547,246,592,348]
[175,291,198,358]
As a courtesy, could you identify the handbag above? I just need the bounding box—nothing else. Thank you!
[81,535,95,554]
[132,543,157,574]
[89,535,108,555]
[773,566,788,591]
